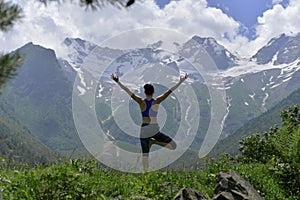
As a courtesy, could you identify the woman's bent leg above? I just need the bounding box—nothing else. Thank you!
[153,132,177,150]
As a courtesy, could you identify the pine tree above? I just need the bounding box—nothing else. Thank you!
[38,0,135,9]
[0,0,23,88]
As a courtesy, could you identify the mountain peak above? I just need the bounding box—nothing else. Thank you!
[251,33,300,65]
[147,40,163,49]
[19,42,56,58]
[188,35,238,70]
[61,37,97,70]
[63,37,92,47]
[24,41,34,46]
[22,42,51,50]
[192,35,217,44]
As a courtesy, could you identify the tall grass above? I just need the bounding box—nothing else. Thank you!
[0,157,296,200]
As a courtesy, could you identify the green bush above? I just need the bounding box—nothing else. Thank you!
[239,105,300,196]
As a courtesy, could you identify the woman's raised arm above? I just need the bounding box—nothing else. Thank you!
[111,74,143,104]
[155,73,188,104]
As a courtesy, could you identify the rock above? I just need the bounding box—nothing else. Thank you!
[173,187,208,200]
[212,170,263,200]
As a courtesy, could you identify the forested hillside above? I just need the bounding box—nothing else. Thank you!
[210,87,300,156]
[0,100,57,165]
[0,43,86,156]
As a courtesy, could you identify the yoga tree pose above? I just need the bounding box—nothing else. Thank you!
[111,73,188,171]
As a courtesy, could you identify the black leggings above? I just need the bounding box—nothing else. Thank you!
[140,131,173,154]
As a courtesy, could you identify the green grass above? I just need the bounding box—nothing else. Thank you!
[0,159,212,200]
[1,158,297,200]
[1,106,299,199]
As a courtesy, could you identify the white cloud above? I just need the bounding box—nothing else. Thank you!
[0,0,243,56]
[238,0,300,57]
[1,0,300,58]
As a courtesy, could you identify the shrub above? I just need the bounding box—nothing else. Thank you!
[239,105,300,196]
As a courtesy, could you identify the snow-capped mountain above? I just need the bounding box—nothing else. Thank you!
[59,37,98,81]
[63,37,98,70]
[60,34,300,138]
[251,33,300,65]
[191,36,239,70]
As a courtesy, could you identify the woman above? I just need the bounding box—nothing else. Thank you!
[111,73,188,171]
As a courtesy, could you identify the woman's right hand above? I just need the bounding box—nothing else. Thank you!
[111,74,119,83]
[179,73,188,83]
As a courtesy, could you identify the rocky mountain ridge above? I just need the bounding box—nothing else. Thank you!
[60,33,300,137]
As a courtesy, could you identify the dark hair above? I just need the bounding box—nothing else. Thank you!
[144,83,154,95]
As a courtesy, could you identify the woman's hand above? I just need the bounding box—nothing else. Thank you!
[111,74,119,83]
[179,73,188,83]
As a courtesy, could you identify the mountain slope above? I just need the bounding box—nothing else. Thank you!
[0,100,57,164]
[210,86,300,157]
[217,32,300,136]
[191,36,239,70]
[251,33,300,65]
[61,34,300,140]
[0,43,85,156]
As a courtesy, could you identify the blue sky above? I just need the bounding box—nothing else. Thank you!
[1,0,300,57]
[155,0,172,9]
